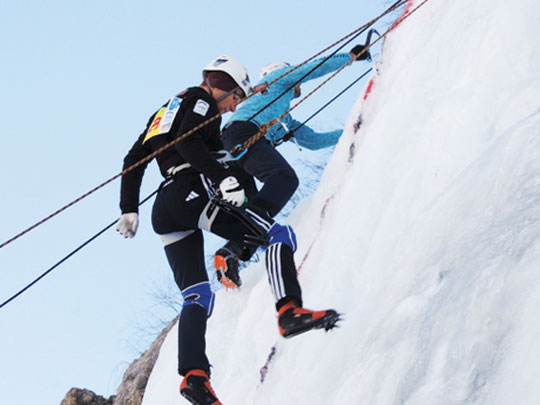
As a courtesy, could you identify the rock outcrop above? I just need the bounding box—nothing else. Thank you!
[60,317,177,405]
[60,388,113,405]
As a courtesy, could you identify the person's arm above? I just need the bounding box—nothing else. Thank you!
[119,132,152,214]
[117,131,153,238]
[174,96,230,185]
[174,94,245,206]
[282,53,353,86]
[288,118,343,150]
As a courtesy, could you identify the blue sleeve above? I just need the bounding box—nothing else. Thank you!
[289,118,343,150]
[283,53,353,86]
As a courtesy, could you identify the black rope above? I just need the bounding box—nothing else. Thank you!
[291,29,380,135]
[295,68,373,132]
[0,189,159,310]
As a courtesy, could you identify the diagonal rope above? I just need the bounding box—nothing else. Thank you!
[0,0,408,250]
[292,67,374,134]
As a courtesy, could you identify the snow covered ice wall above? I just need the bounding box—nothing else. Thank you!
[142,0,540,404]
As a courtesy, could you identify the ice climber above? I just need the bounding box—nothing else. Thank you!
[116,55,340,405]
[214,44,372,291]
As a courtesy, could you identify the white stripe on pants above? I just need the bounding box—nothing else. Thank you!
[265,243,286,302]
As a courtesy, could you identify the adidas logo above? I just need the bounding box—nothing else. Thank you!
[185,191,199,202]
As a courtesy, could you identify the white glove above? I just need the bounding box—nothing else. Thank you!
[116,213,139,238]
[219,176,245,207]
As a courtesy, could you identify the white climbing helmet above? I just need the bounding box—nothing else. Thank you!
[259,61,291,80]
[203,55,253,97]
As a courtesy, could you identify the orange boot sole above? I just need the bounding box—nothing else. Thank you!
[214,255,239,289]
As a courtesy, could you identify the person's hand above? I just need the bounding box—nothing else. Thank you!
[350,44,371,61]
[219,176,245,207]
[116,213,139,238]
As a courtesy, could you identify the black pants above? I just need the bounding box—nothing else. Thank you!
[151,172,302,375]
[222,121,299,217]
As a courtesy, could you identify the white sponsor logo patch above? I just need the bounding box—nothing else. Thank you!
[193,99,210,116]
[160,97,181,133]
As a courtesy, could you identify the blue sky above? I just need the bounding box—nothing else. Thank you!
[0,0,395,403]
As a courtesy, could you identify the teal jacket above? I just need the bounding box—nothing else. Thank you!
[226,53,353,150]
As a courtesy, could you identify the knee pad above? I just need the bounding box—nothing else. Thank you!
[181,282,215,317]
[268,223,297,252]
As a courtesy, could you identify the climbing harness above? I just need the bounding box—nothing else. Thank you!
[210,197,270,248]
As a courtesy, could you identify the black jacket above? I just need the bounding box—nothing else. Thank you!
[120,87,230,213]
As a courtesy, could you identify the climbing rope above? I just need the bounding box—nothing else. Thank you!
[0,0,409,250]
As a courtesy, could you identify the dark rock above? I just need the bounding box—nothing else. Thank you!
[60,317,177,405]
[60,388,114,405]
